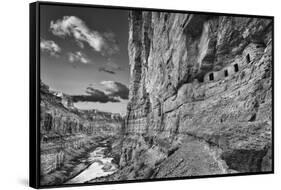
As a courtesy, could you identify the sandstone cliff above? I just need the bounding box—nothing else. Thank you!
[114,11,272,180]
[40,82,124,185]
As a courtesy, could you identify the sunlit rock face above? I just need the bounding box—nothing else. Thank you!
[118,11,272,179]
[40,83,124,180]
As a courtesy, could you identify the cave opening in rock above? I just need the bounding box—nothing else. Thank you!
[246,54,251,63]
[42,135,50,143]
[256,43,265,48]
[209,73,214,81]
[196,74,205,83]
[198,77,204,83]
[234,64,239,72]
[224,70,228,77]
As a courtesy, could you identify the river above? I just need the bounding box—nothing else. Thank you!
[65,147,118,184]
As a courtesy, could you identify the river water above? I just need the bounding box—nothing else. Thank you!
[65,147,117,184]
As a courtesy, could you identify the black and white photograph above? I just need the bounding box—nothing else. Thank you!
[30,1,273,188]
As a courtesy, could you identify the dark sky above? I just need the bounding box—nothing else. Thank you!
[40,4,130,114]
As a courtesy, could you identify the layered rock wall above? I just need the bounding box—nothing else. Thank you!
[40,85,124,176]
[118,11,272,179]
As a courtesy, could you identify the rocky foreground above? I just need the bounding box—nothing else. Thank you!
[95,11,272,181]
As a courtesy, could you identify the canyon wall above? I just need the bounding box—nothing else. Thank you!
[40,83,124,184]
[116,11,272,180]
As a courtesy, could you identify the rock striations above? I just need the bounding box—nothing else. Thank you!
[39,11,273,184]
[40,82,124,185]
[113,11,272,180]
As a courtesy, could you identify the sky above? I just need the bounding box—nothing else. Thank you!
[40,4,130,114]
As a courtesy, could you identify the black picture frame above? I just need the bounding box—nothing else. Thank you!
[30,1,274,189]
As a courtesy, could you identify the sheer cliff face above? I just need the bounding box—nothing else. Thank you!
[119,11,272,179]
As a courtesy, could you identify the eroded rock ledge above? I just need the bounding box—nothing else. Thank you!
[113,11,272,180]
[40,83,124,185]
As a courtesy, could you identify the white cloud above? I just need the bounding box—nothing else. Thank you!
[68,51,90,64]
[50,16,119,56]
[100,81,129,99]
[40,38,61,56]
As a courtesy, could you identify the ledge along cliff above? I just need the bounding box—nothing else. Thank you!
[40,82,124,185]
[91,11,273,182]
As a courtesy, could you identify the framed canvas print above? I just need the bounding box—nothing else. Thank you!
[29,1,274,188]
